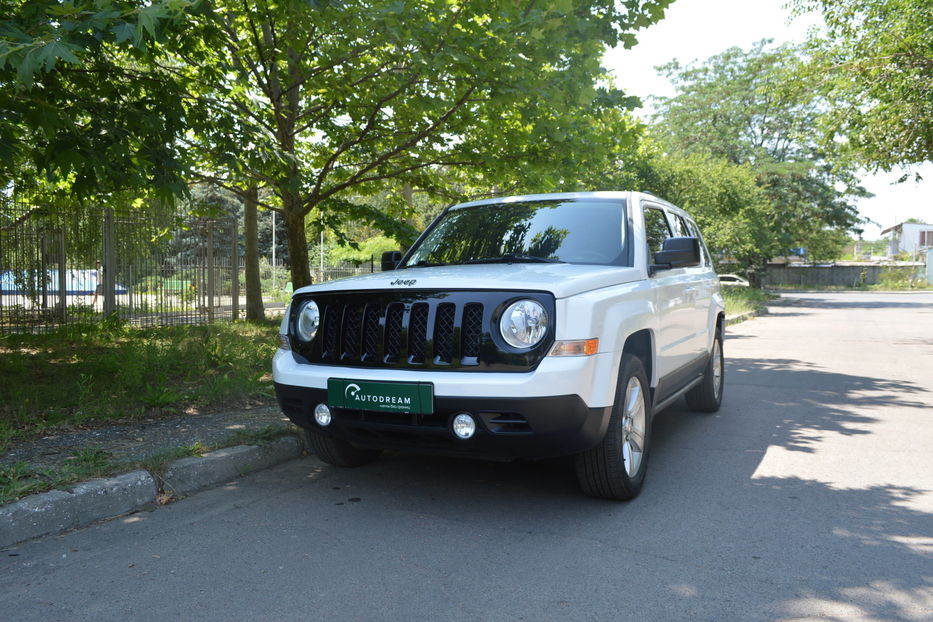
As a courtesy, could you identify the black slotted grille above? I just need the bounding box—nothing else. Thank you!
[362,305,382,361]
[340,305,363,360]
[290,291,552,372]
[461,303,483,359]
[433,303,456,363]
[384,303,404,361]
[408,303,429,363]
[322,304,340,359]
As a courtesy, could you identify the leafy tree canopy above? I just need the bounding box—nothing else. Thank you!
[0,0,197,198]
[330,235,400,266]
[794,0,933,171]
[175,0,672,286]
[650,40,866,273]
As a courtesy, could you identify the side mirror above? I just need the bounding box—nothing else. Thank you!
[381,251,402,271]
[651,237,700,272]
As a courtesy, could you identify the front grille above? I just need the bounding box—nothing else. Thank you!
[384,303,404,362]
[461,303,483,359]
[362,305,381,361]
[408,303,429,363]
[322,305,339,358]
[433,303,455,364]
[340,304,362,361]
[291,290,554,372]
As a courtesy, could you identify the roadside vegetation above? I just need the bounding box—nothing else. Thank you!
[722,287,778,317]
[0,320,279,451]
[0,425,292,505]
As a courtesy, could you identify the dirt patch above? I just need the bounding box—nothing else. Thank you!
[2,405,295,472]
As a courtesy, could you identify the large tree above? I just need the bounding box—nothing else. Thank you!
[651,41,865,274]
[794,0,933,171]
[178,0,672,288]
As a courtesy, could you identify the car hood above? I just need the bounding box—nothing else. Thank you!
[293,263,642,299]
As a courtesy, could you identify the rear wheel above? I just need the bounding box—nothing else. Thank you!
[686,329,724,413]
[304,428,381,467]
[575,354,652,501]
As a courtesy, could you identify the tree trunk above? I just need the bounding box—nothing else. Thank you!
[283,194,312,289]
[243,186,265,321]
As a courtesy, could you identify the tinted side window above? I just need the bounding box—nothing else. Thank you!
[644,207,672,255]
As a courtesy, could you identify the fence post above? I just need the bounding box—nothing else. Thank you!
[57,231,67,323]
[207,222,215,322]
[103,208,116,316]
[231,219,239,321]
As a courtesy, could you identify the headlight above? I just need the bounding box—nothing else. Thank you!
[295,300,320,341]
[499,299,548,349]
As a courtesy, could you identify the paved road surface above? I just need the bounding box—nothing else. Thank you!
[2,292,931,621]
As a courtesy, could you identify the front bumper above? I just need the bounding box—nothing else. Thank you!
[275,382,612,460]
[272,347,621,407]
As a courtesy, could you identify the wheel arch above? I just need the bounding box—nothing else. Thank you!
[621,329,654,390]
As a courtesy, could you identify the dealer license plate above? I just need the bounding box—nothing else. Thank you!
[327,379,434,414]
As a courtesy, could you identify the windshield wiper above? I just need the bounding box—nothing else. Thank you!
[461,254,564,265]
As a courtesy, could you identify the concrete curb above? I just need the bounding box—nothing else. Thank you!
[1,436,303,549]
[0,470,156,549]
[725,307,767,326]
[160,436,303,498]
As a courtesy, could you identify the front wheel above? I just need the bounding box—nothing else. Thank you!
[304,428,381,467]
[686,329,724,413]
[575,354,652,501]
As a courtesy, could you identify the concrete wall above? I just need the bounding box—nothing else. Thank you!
[762,263,925,288]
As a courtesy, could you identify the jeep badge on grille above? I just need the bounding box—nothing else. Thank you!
[390,279,416,286]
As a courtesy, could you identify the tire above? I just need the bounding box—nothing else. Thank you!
[304,427,381,467]
[686,328,724,413]
[575,354,652,501]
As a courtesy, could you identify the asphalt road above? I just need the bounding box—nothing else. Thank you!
[2,292,931,621]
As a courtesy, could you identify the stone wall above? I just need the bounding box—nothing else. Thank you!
[762,263,925,287]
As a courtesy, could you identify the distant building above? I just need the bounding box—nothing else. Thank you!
[881,221,933,257]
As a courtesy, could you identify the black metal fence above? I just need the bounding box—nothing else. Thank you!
[1,195,239,334]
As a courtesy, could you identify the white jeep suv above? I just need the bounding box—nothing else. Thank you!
[273,192,725,500]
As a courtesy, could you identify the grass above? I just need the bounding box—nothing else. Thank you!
[0,319,280,450]
[722,287,778,316]
[0,449,115,505]
[0,426,295,505]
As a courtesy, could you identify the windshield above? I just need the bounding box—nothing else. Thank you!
[402,198,628,267]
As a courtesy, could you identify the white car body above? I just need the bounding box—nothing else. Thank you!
[273,191,724,470]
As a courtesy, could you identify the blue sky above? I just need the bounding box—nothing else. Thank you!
[602,0,932,239]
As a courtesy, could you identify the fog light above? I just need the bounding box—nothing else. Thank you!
[452,413,476,439]
[314,403,332,426]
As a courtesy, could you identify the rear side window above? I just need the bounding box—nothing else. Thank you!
[669,214,690,238]
[685,219,711,266]
[644,207,672,255]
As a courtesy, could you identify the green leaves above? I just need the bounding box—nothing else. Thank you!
[1,0,200,197]
[37,40,83,71]
[793,0,933,170]
[3,0,673,287]
[645,40,867,270]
